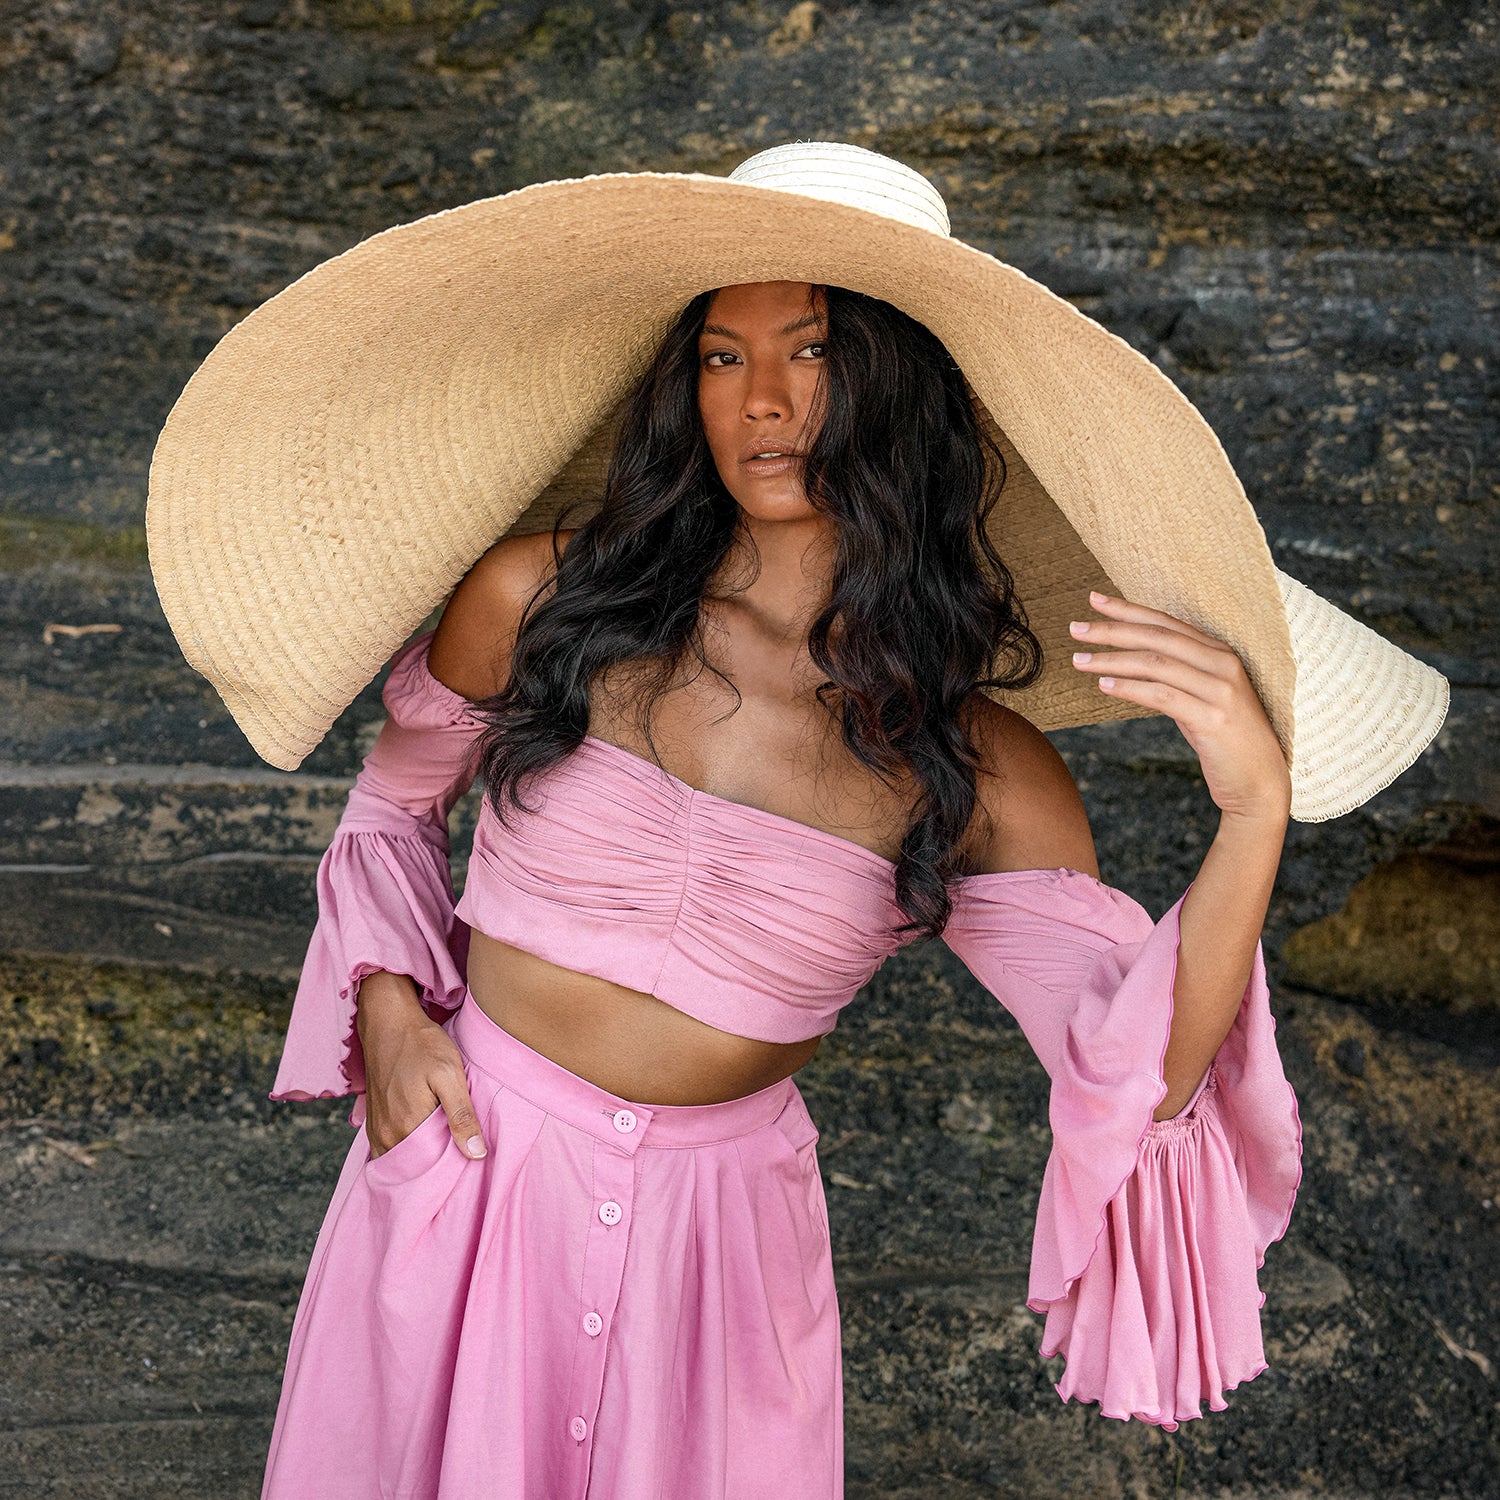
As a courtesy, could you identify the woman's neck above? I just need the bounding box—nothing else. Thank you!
[709,511,837,644]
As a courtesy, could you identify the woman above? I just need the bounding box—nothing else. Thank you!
[144,141,1442,1499]
[261,277,1298,1499]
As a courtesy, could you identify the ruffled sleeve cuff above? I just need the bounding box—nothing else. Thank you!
[1026,889,1304,1430]
[268,826,471,1116]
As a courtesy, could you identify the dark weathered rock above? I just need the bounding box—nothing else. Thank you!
[1333,1034,1367,1076]
[307,44,372,104]
[1283,823,1500,1013]
[71,27,122,80]
[1407,597,1456,637]
[0,951,294,1118]
[437,1,551,68]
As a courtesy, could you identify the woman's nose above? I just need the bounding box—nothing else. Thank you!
[741,362,794,420]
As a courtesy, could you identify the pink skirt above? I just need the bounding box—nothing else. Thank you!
[262,992,844,1499]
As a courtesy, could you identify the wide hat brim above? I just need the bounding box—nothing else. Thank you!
[146,170,1448,821]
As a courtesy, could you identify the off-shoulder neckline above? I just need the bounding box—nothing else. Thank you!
[409,632,1106,894]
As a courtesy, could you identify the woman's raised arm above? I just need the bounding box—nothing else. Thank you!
[943,605,1302,1427]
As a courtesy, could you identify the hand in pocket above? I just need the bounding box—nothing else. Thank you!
[356,971,487,1161]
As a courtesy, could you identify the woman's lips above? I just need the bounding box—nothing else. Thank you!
[741,452,803,476]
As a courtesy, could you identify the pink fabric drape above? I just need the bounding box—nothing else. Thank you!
[943,869,1303,1428]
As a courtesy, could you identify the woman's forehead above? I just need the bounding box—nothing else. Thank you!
[703,282,827,321]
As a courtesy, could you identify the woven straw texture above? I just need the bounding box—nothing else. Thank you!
[146,158,1448,822]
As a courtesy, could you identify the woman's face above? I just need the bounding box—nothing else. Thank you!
[697,281,827,521]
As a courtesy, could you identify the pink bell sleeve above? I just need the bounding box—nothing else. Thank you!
[269,629,487,1120]
[942,866,1303,1430]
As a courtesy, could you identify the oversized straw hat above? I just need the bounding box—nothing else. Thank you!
[146,140,1448,822]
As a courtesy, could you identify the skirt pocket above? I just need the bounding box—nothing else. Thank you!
[362,1101,450,1188]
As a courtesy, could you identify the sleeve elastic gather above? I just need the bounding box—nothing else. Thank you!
[942,868,1303,1430]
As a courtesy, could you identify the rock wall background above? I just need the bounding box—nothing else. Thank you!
[0,1,1496,1494]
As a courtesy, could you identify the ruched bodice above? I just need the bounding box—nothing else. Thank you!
[455,732,910,1043]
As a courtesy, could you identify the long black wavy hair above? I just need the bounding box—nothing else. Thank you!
[470,283,1044,942]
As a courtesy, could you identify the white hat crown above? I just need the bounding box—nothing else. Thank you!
[728,141,951,238]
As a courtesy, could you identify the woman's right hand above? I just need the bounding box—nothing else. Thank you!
[355,970,487,1161]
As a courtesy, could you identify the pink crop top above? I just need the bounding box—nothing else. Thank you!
[271,627,1303,1431]
[456,731,914,1045]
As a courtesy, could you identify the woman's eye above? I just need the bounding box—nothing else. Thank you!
[702,350,738,368]
[799,341,827,358]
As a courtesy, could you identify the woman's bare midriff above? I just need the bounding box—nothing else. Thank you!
[464,927,825,1106]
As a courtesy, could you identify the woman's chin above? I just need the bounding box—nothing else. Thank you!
[728,485,820,522]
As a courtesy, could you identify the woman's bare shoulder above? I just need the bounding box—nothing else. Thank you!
[428,528,580,700]
[961,694,1100,878]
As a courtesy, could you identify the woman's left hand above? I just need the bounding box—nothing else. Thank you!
[1069,589,1292,824]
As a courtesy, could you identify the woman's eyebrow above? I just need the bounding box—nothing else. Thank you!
[701,312,827,339]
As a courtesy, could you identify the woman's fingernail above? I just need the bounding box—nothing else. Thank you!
[1072,652,1092,664]
[1069,620,1088,635]
[1089,590,1109,603]
[464,1135,487,1159]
